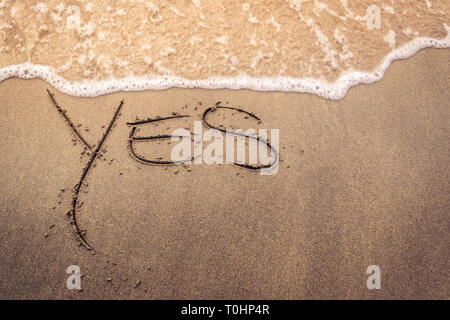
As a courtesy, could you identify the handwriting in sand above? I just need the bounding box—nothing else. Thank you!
[47,90,278,250]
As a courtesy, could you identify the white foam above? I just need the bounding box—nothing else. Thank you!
[0,33,449,100]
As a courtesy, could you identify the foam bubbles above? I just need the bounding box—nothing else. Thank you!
[0,33,449,100]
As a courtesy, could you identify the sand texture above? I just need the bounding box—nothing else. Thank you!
[0,48,449,299]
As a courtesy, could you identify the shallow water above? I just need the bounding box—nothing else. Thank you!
[0,0,448,98]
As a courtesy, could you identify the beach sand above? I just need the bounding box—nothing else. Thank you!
[0,48,448,299]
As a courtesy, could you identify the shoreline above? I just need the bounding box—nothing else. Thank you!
[0,33,449,100]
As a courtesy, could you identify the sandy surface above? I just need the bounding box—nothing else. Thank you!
[0,48,449,299]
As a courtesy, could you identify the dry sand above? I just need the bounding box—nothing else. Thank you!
[0,48,449,299]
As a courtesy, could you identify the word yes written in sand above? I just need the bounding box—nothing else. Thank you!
[127,103,279,175]
[47,91,278,250]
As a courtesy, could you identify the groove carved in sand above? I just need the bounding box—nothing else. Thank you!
[49,93,278,249]
[48,90,123,250]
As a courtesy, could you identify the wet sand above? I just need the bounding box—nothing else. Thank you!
[0,48,449,299]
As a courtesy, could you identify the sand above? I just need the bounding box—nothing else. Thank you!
[0,48,449,299]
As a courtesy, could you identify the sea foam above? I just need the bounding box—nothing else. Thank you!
[1,33,448,100]
[0,0,449,100]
